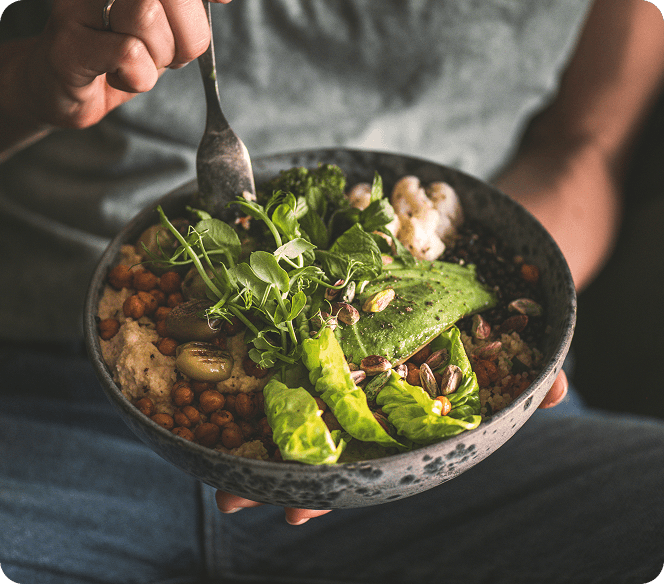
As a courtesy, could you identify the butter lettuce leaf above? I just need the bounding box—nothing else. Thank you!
[302,327,405,449]
[376,327,482,444]
[263,379,346,464]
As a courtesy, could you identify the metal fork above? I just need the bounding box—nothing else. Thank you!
[195,1,255,221]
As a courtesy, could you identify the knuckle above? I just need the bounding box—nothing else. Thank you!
[176,33,209,64]
[118,35,149,66]
[133,0,164,33]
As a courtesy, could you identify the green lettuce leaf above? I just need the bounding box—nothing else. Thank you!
[263,379,346,464]
[376,327,482,444]
[301,327,405,449]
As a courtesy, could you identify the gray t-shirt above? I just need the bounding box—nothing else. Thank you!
[0,0,592,341]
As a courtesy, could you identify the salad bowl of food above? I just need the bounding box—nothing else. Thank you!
[84,148,576,509]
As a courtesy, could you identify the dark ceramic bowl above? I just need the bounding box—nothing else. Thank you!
[84,148,576,509]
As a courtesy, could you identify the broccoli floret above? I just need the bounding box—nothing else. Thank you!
[259,163,348,210]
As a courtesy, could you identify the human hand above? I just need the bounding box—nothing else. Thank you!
[538,369,568,409]
[215,490,332,526]
[16,0,233,129]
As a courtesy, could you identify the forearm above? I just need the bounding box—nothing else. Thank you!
[0,37,54,163]
[495,0,664,291]
[494,137,621,292]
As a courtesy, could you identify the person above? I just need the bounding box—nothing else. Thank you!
[0,0,662,581]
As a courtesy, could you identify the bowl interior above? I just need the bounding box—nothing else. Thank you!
[84,148,576,509]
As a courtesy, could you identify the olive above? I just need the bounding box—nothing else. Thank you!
[136,222,185,275]
[165,300,221,341]
[175,342,234,383]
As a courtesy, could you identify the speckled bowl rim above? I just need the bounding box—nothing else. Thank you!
[84,147,576,509]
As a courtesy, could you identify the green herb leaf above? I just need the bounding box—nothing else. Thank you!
[360,199,395,232]
[369,171,383,203]
[300,210,329,250]
[195,218,241,265]
[323,223,383,280]
[249,251,290,294]
[274,238,316,261]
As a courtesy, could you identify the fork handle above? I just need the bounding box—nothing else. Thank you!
[198,1,229,132]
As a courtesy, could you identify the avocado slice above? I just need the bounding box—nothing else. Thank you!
[334,260,496,365]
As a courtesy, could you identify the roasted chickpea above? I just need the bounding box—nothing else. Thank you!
[191,381,213,395]
[133,270,159,291]
[155,320,170,338]
[172,427,195,441]
[257,417,272,437]
[150,289,167,307]
[98,318,120,340]
[171,382,194,406]
[167,292,185,308]
[157,337,178,357]
[195,422,220,447]
[137,291,158,316]
[134,397,155,417]
[237,420,256,439]
[221,423,243,449]
[199,389,225,413]
[173,405,201,427]
[255,392,265,415]
[210,410,234,427]
[154,306,171,322]
[122,295,145,320]
[224,394,236,413]
[159,271,182,294]
[151,413,174,430]
[107,264,133,290]
[235,393,257,420]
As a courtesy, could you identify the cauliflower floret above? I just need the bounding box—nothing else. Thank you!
[389,176,464,260]
[390,176,433,218]
[347,182,372,210]
[397,216,446,261]
[390,176,446,260]
[427,182,464,242]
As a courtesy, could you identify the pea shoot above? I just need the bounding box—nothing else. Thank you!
[148,165,400,372]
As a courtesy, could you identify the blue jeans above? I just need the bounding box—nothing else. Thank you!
[1,344,663,583]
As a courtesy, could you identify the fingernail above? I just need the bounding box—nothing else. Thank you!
[287,518,309,526]
[220,507,242,514]
[169,62,191,70]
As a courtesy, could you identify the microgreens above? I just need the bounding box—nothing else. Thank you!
[152,165,413,372]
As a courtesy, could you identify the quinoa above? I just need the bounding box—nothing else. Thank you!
[443,220,545,417]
